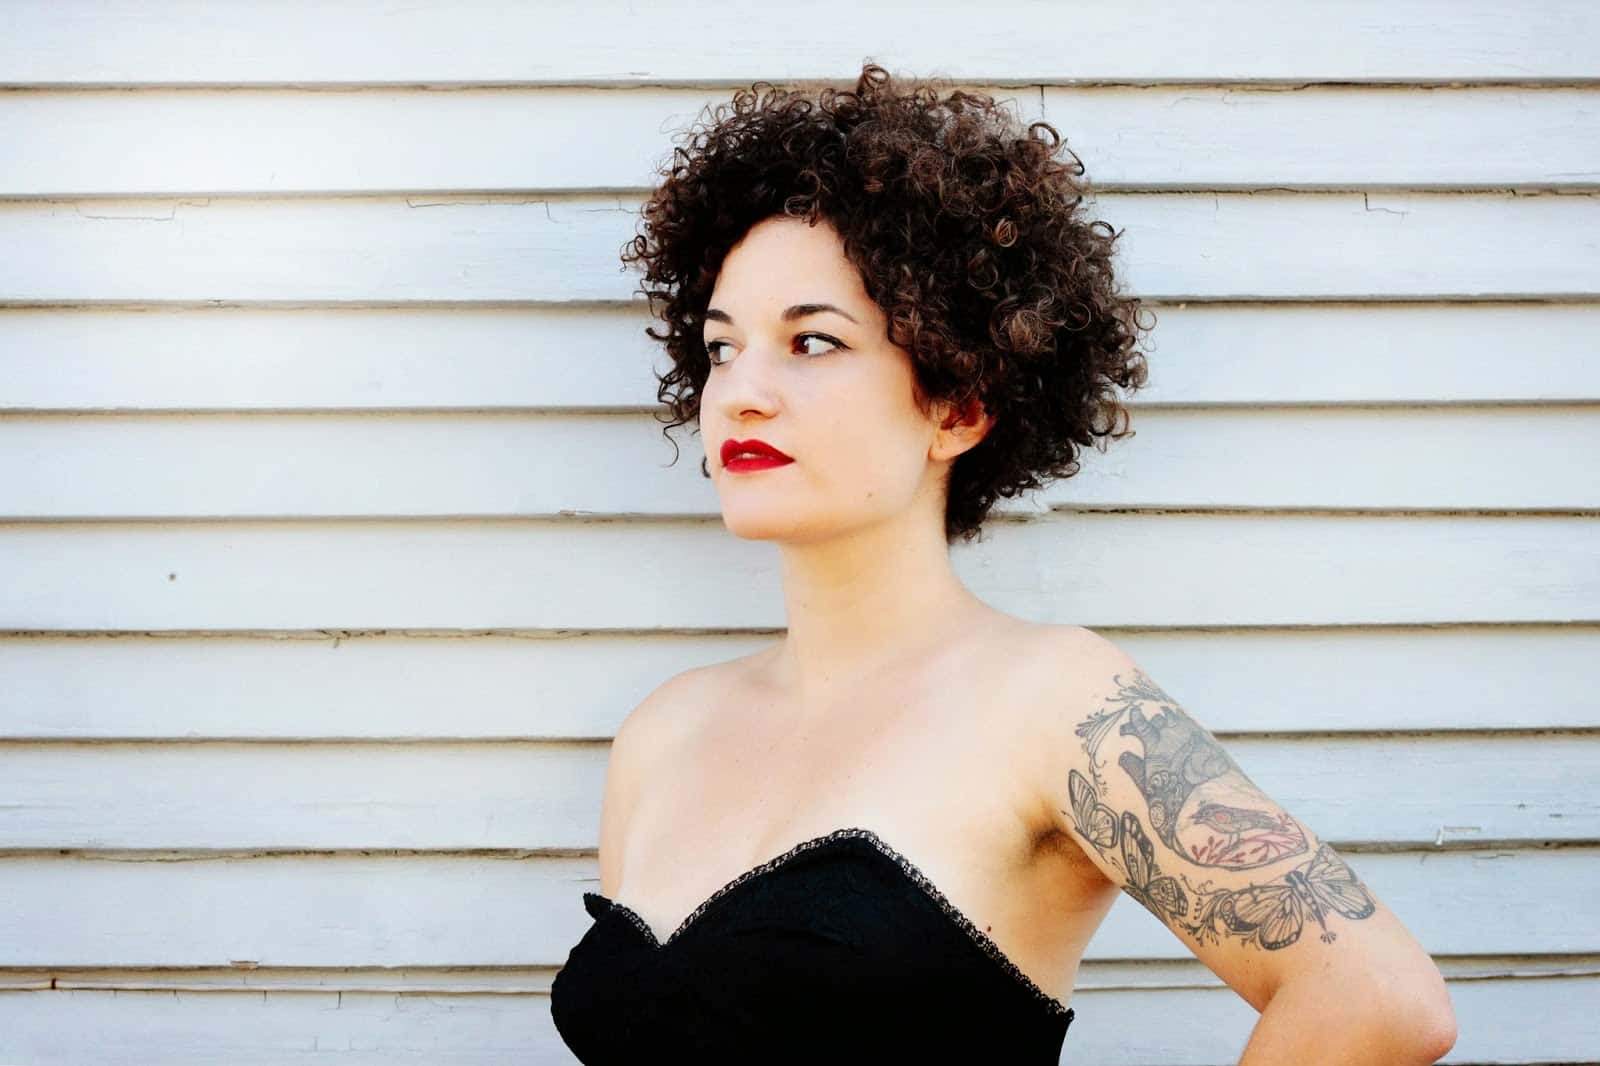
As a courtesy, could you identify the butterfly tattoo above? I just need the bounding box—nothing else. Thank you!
[1068,766,1377,950]
[1069,769,1189,925]
[1120,810,1190,925]
[1068,767,1120,850]
[1194,843,1377,949]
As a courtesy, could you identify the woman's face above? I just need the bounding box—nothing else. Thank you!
[698,215,989,544]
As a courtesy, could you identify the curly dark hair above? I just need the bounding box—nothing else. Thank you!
[621,60,1153,546]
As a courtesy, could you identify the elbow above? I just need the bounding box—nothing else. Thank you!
[1400,1019,1457,1066]
[1379,974,1459,1064]
[1280,964,1458,1063]
[1353,942,1459,1061]
[1412,1002,1459,1064]
[1350,992,1458,1065]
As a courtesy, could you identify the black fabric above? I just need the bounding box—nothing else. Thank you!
[550,827,1075,1063]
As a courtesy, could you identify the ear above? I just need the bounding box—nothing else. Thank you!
[931,392,996,462]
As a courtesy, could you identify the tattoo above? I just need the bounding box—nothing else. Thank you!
[1075,670,1306,869]
[1065,669,1378,951]
[1192,841,1378,949]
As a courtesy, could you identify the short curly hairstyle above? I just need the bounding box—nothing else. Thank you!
[621,60,1153,546]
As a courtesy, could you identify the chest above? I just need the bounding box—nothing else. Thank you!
[611,631,1116,1004]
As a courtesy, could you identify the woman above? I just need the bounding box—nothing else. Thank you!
[551,61,1456,1063]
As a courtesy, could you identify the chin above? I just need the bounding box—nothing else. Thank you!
[720,508,864,546]
[720,514,802,541]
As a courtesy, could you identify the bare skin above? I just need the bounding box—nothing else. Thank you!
[604,613,1121,1013]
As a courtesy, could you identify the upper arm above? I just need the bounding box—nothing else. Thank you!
[1034,628,1452,1029]
[595,668,698,898]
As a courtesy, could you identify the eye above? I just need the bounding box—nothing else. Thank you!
[704,332,846,367]
[796,332,846,357]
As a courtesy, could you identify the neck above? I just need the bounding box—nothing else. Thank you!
[765,508,993,705]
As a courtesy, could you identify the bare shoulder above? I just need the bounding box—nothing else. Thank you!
[595,663,718,895]
[1005,621,1119,700]
[612,663,719,768]
[611,645,778,785]
[1014,623,1171,717]
[1029,621,1123,663]
[983,620,1122,779]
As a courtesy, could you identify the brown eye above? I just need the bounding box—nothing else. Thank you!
[704,333,845,368]
[796,332,845,357]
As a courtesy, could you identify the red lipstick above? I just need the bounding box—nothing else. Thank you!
[721,437,794,472]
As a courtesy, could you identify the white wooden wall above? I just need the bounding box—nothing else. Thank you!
[2,3,1597,1063]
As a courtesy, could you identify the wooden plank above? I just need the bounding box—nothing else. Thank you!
[1,405,1594,517]
[0,847,1589,964]
[4,1,1595,86]
[5,303,1598,412]
[1040,85,1600,190]
[0,971,1592,1065]
[3,627,1595,739]
[3,85,1596,196]
[1056,971,1600,1065]
[1,192,1597,303]
[6,953,1587,993]
[0,514,1593,630]
[0,733,1592,849]
[1055,406,1600,511]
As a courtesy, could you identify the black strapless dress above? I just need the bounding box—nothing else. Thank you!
[550,826,1075,1063]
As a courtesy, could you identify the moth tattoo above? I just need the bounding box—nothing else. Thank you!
[1194,842,1377,949]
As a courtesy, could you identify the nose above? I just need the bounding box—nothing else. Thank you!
[708,343,782,421]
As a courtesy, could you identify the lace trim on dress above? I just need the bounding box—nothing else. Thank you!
[592,893,658,944]
[585,825,1074,1019]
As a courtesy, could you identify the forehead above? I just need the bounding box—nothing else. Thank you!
[708,216,866,313]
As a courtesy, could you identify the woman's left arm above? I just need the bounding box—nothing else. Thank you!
[1238,959,1456,1065]
[1026,627,1458,1063]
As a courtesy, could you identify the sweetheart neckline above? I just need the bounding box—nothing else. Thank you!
[582,825,1074,1020]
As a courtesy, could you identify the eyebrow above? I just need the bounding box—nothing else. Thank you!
[703,303,860,328]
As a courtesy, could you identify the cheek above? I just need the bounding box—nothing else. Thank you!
[823,423,928,497]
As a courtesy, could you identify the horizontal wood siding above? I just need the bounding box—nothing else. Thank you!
[2,3,1596,1062]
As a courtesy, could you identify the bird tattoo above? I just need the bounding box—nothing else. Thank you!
[1186,801,1306,867]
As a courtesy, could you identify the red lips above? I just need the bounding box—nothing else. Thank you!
[721,438,793,466]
